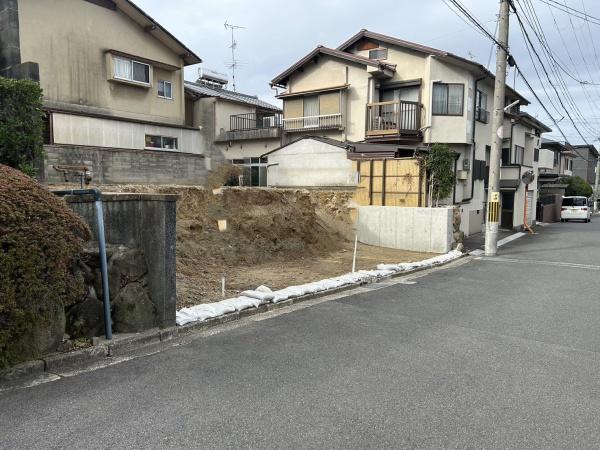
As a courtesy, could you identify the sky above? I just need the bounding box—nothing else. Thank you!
[135,0,600,145]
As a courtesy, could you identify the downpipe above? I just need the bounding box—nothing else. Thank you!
[53,189,112,340]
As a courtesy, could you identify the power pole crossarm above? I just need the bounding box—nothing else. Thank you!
[485,0,510,257]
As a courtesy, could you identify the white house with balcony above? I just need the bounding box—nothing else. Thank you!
[270,30,552,234]
[185,69,282,186]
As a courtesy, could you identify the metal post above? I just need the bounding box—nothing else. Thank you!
[485,0,510,256]
[594,153,600,212]
[94,199,112,340]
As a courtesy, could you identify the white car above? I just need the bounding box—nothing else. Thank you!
[561,196,592,222]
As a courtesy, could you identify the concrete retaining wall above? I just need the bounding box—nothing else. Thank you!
[66,193,177,327]
[357,206,454,253]
[39,144,208,185]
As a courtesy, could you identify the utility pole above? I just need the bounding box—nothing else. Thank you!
[594,145,600,211]
[485,0,510,256]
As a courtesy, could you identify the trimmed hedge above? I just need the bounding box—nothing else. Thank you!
[0,77,44,176]
[0,165,90,368]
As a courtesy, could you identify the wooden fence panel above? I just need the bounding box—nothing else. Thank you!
[352,158,425,207]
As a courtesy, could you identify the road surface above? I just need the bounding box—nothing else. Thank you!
[2,220,600,448]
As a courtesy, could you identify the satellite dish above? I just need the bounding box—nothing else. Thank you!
[521,170,535,185]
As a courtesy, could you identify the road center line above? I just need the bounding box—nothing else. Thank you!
[480,256,600,270]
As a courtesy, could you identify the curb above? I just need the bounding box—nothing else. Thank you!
[1,253,466,388]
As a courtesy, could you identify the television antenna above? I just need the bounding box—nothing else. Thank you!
[224,20,245,92]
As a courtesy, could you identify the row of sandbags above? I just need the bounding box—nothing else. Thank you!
[175,250,463,326]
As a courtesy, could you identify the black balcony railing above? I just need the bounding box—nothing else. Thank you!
[366,101,422,137]
[230,112,282,131]
[475,107,490,124]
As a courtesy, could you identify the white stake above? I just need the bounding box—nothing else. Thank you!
[221,276,225,298]
[352,234,358,273]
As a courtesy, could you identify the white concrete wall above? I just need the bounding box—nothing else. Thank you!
[52,112,205,155]
[266,139,357,188]
[357,206,454,253]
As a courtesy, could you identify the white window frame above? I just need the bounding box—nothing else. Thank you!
[113,56,151,86]
[158,80,173,99]
[145,135,178,150]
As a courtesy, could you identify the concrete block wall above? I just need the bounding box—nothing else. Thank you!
[357,206,455,253]
[66,193,178,327]
[40,145,208,185]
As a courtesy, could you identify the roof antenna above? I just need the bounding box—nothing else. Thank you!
[224,20,245,92]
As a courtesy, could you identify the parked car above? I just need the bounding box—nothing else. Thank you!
[561,196,592,222]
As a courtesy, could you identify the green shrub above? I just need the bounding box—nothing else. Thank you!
[561,176,593,197]
[0,165,90,368]
[427,143,455,206]
[0,77,44,176]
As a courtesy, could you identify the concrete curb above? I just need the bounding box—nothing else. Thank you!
[1,253,467,387]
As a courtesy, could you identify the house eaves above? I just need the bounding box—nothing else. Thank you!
[270,46,396,88]
[111,0,202,66]
[337,29,529,106]
[184,81,281,112]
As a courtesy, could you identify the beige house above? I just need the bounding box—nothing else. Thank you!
[270,29,551,234]
[1,0,210,185]
[184,70,282,186]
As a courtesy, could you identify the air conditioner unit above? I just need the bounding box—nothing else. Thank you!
[457,170,469,180]
[463,158,471,170]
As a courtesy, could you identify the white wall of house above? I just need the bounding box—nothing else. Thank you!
[266,139,356,188]
[52,112,205,155]
[218,140,281,161]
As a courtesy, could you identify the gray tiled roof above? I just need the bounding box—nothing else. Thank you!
[184,81,281,111]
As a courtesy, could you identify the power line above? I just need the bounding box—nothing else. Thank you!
[516,0,600,137]
[510,1,597,146]
[536,0,600,25]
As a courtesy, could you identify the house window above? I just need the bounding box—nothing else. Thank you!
[145,135,178,150]
[113,56,150,84]
[534,148,539,162]
[369,48,388,60]
[554,151,559,166]
[501,147,511,166]
[432,83,464,116]
[475,90,489,123]
[158,80,173,99]
[513,145,524,165]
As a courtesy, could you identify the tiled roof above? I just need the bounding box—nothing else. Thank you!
[184,81,281,111]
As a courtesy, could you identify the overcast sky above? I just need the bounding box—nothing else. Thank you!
[136,0,600,145]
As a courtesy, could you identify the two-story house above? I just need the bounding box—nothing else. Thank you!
[1,0,211,185]
[571,144,598,186]
[184,69,282,186]
[270,29,551,234]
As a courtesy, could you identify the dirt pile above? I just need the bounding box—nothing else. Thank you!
[101,185,356,305]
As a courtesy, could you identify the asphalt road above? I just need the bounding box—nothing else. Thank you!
[2,219,600,449]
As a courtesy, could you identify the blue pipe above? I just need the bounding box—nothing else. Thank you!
[53,189,112,340]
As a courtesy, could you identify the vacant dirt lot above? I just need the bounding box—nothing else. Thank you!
[56,184,436,307]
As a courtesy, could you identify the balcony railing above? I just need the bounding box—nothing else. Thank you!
[366,101,422,137]
[475,107,490,124]
[230,112,282,131]
[283,113,343,132]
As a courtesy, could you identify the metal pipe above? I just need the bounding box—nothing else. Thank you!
[53,189,112,340]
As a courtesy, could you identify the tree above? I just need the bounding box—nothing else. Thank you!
[426,143,455,206]
[561,176,593,197]
[0,77,44,176]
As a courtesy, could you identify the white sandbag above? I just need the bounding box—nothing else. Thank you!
[175,304,219,326]
[255,285,272,293]
[220,296,262,311]
[240,289,274,303]
[211,300,237,315]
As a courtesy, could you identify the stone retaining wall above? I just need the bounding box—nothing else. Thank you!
[66,193,177,328]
